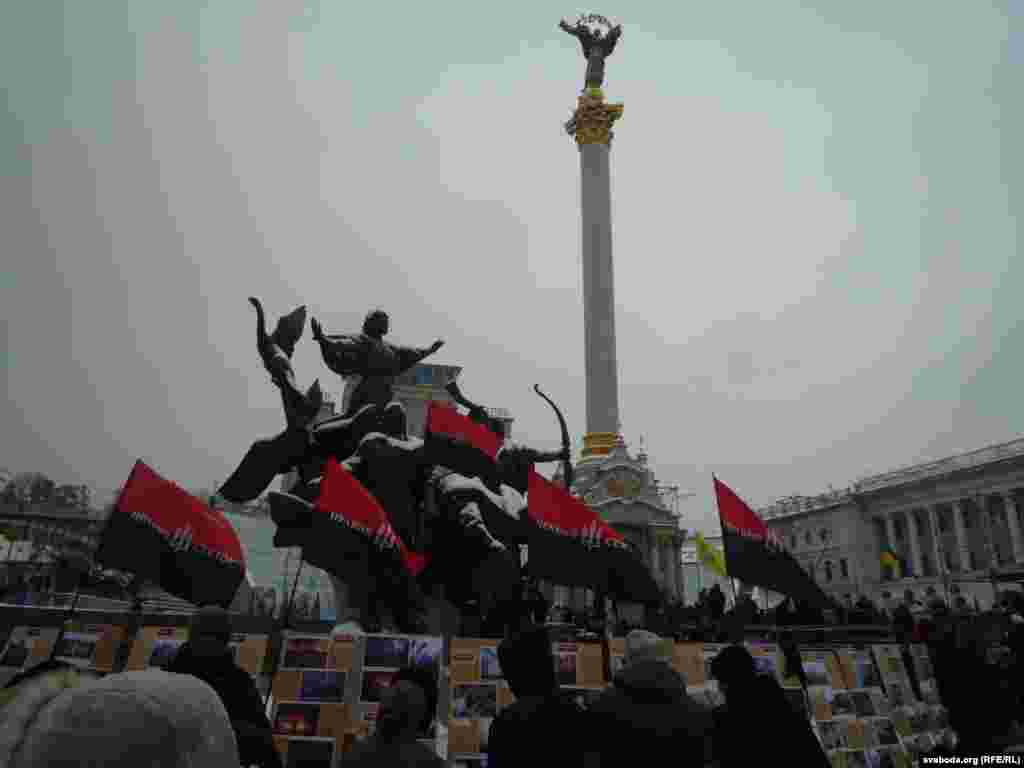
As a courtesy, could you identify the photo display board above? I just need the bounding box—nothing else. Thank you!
[873,644,954,759]
[0,626,60,685]
[448,637,515,759]
[126,626,190,671]
[269,631,446,767]
[53,622,129,674]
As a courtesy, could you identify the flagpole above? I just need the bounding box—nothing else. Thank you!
[263,549,305,708]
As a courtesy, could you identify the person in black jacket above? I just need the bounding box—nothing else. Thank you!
[710,645,829,768]
[587,629,713,767]
[166,605,282,768]
[345,665,444,767]
[487,624,592,768]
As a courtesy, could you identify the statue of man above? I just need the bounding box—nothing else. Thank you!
[559,17,622,90]
[311,309,444,417]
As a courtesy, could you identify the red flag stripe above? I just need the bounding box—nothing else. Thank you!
[314,459,427,577]
[114,460,245,566]
[713,477,783,549]
[527,471,624,544]
[426,401,501,458]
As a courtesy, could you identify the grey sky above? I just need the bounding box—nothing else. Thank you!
[2,2,1020,536]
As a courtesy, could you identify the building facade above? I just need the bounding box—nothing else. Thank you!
[760,437,1024,609]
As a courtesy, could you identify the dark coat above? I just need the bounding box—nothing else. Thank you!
[712,675,828,768]
[345,738,444,768]
[487,689,591,768]
[166,643,282,768]
[587,660,714,767]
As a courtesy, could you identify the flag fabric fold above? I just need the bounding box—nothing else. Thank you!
[713,477,833,611]
[95,461,246,608]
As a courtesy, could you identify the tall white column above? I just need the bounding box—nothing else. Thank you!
[1004,492,1024,564]
[977,496,997,568]
[579,141,620,440]
[953,500,971,572]
[906,511,923,579]
[649,536,661,582]
[927,505,945,577]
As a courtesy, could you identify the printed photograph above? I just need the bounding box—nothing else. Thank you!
[479,646,503,681]
[929,708,949,730]
[829,691,856,718]
[908,711,930,733]
[148,638,184,668]
[361,670,398,704]
[273,703,321,737]
[855,659,881,689]
[409,637,443,670]
[783,688,809,720]
[557,651,577,686]
[874,718,899,747]
[921,682,941,706]
[753,654,778,678]
[869,691,891,717]
[845,750,869,768]
[817,720,846,750]
[452,684,498,719]
[299,670,345,703]
[365,636,409,669]
[284,737,335,768]
[850,691,876,718]
[914,654,934,681]
[282,638,328,670]
[867,746,906,768]
[804,660,831,687]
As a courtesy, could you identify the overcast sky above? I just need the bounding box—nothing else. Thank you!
[2,1,1020,535]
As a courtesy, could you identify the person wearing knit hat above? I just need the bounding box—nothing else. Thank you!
[709,645,829,767]
[166,606,282,768]
[0,667,239,768]
[623,629,673,667]
[588,629,713,766]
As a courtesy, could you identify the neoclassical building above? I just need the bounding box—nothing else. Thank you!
[760,437,1024,609]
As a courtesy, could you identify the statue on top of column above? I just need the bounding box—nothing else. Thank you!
[559,14,622,90]
[312,309,444,418]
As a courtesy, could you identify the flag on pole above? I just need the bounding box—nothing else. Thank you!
[694,532,728,577]
[880,550,902,579]
[95,461,246,608]
[713,477,833,611]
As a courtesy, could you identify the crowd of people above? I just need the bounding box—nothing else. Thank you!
[2,590,1024,765]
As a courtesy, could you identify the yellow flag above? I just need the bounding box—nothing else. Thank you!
[695,532,728,577]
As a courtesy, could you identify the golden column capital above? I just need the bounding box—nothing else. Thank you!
[569,90,624,146]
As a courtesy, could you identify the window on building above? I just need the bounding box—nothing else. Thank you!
[804,531,813,546]
[840,559,849,579]
[824,561,833,582]
[820,528,830,544]
[938,512,949,533]
[790,536,797,550]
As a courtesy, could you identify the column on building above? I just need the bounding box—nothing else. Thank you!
[953,500,972,572]
[905,510,923,578]
[927,505,946,577]
[674,541,684,601]
[1004,492,1024,564]
[976,496,995,568]
[649,532,660,583]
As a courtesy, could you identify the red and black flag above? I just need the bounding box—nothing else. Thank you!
[270,459,427,589]
[527,472,661,604]
[95,461,246,608]
[426,401,502,458]
[713,477,833,611]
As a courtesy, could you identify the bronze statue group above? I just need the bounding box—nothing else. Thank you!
[220,300,573,636]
